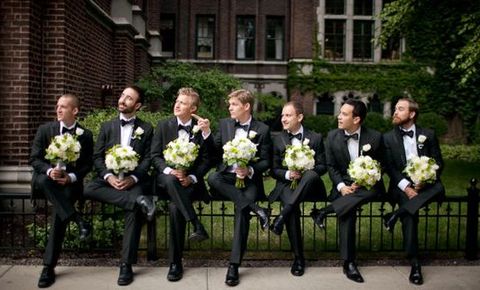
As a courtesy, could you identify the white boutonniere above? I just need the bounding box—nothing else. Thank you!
[417,134,427,149]
[192,125,200,134]
[133,127,144,140]
[303,138,310,145]
[361,144,371,155]
[75,127,84,136]
[248,130,257,139]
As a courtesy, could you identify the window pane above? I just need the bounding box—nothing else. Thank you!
[160,14,175,57]
[324,20,345,60]
[353,20,373,61]
[196,16,215,59]
[266,17,284,60]
[354,0,373,16]
[237,16,255,59]
[325,0,345,15]
[381,36,401,60]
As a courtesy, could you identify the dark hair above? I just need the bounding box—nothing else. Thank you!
[60,93,80,110]
[344,98,367,123]
[397,97,419,122]
[127,85,145,104]
[284,101,304,116]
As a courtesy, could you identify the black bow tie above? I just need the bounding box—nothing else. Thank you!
[61,126,75,135]
[178,124,192,133]
[400,130,414,138]
[288,132,302,141]
[234,121,249,131]
[344,133,359,141]
[121,119,135,127]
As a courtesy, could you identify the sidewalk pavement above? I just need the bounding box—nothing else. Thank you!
[1,265,480,290]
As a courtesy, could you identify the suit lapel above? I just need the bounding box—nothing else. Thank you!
[415,126,426,156]
[168,117,179,142]
[112,118,121,145]
[226,118,235,141]
[51,121,60,138]
[337,130,351,165]
[394,127,407,165]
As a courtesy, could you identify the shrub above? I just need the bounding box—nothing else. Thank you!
[417,112,448,137]
[364,112,392,133]
[303,115,337,136]
[440,145,480,162]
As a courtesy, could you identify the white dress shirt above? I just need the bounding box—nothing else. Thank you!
[398,124,418,191]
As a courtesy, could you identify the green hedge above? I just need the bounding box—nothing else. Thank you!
[441,145,480,162]
[303,115,337,136]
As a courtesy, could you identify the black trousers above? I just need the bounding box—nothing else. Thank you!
[84,178,145,264]
[37,174,79,267]
[207,172,258,264]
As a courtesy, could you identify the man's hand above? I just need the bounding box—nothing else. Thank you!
[289,170,302,180]
[404,186,418,199]
[340,185,357,196]
[170,169,186,180]
[107,175,136,191]
[192,113,211,135]
[55,175,71,185]
[235,167,250,179]
[49,168,65,180]
[180,176,193,187]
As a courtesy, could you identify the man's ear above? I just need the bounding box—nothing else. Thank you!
[409,111,416,120]
[134,102,142,112]
[353,115,361,125]
[73,107,79,116]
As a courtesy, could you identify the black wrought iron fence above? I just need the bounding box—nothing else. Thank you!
[0,180,478,261]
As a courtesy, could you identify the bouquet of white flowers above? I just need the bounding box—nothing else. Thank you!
[348,155,382,190]
[45,134,81,169]
[404,155,439,185]
[105,145,139,180]
[223,135,258,188]
[163,136,199,170]
[282,138,315,189]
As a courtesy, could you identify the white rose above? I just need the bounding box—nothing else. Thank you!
[418,135,427,143]
[135,127,144,135]
[75,127,84,136]
[192,125,200,134]
[248,130,257,139]
[362,144,371,152]
[303,138,310,145]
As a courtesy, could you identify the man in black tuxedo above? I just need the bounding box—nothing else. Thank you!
[84,85,155,286]
[269,101,327,276]
[383,98,445,285]
[207,89,272,286]
[30,94,94,288]
[151,87,214,282]
[311,98,385,283]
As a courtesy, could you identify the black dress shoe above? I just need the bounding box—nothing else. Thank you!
[270,215,285,235]
[290,258,305,276]
[117,263,133,286]
[383,212,397,233]
[38,266,55,288]
[136,195,156,221]
[225,264,239,286]
[189,222,209,242]
[167,263,183,282]
[310,208,327,230]
[409,263,423,285]
[253,207,270,231]
[78,220,92,241]
[343,261,364,283]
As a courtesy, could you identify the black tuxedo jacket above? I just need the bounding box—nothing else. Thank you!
[29,121,94,196]
[325,126,386,200]
[269,129,327,202]
[151,117,213,199]
[383,125,444,194]
[211,117,272,198]
[92,117,153,182]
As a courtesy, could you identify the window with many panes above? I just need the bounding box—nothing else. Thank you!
[324,20,345,60]
[196,15,215,59]
[354,0,373,16]
[160,14,175,58]
[236,16,255,60]
[266,16,284,60]
[353,20,373,61]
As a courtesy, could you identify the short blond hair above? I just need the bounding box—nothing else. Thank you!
[177,87,200,108]
[228,89,254,111]
[60,93,80,110]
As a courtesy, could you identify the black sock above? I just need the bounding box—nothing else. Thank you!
[322,204,334,215]
[190,218,202,230]
[395,207,407,218]
[250,203,262,212]
[72,212,84,225]
[280,204,293,217]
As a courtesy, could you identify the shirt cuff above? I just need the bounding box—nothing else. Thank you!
[68,173,77,183]
[103,173,113,180]
[202,130,211,139]
[285,170,292,181]
[337,182,347,192]
[46,168,52,177]
[248,166,254,179]
[398,179,411,191]
[163,167,173,175]
[188,174,198,184]
[130,175,138,183]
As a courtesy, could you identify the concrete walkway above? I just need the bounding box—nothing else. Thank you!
[1,265,480,290]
